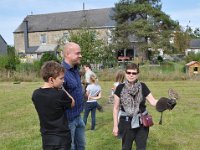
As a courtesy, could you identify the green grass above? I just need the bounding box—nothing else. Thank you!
[0,81,200,150]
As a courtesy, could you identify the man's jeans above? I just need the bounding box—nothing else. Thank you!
[83,101,97,130]
[68,115,85,150]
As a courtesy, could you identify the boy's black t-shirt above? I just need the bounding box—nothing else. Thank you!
[114,82,150,113]
[32,88,72,146]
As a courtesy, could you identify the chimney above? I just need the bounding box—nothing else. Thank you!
[83,2,85,10]
[82,2,87,27]
[23,19,29,52]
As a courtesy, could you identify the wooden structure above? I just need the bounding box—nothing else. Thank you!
[185,61,200,76]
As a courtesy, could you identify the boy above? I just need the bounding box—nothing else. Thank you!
[32,61,75,150]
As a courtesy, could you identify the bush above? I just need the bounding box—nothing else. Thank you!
[39,52,59,67]
[0,56,8,70]
[185,52,200,63]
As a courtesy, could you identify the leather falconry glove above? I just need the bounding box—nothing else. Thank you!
[156,88,179,125]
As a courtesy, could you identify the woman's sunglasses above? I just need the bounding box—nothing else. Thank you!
[126,71,138,75]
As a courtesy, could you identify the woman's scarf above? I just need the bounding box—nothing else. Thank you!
[120,80,143,116]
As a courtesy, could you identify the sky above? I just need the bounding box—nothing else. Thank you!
[0,0,200,45]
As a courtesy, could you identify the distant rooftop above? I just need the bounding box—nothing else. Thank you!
[189,39,200,48]
[14,8,116,33]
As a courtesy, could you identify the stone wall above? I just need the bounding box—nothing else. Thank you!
[14,28,112,53]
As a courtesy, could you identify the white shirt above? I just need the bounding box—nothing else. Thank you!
[86,83,101,102]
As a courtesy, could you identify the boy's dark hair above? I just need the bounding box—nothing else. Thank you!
[41,61,65,82]
[125,63,139,73]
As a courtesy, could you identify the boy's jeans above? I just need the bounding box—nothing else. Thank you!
[68,115,85,150]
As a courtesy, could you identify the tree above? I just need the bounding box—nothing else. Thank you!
[39,52,59,67]
[173,27,190,54]
[185,52,200,63]
[58,29,116,66]
[5,45,20,78]
[112,0,178,60]
[193,28,200,38]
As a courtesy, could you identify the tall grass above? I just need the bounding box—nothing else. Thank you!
[97,62,200,81]
[0,81,200,150]
[1,61,200,82]
[0,62,41,82]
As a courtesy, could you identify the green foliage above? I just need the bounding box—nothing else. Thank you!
[184,26,200,39]
[0,55,8,70]
[59,29,116,65]
[185,52,200,63]
[5,45,20,71]
[193,28,200,38]
[112,0,179,60]
[39,52,59,67]
[173,28,190,53]
[33,60,41,73]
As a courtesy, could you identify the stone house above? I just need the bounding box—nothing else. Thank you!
[0,34,7,55]
[185,39,200,56]
[13,8,116,62]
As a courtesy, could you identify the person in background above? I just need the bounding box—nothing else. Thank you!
[83,74,102,130]
[83,63,103,112]
[32,61,75,150]
[112,63,158,150]
[108,70,125,104]
[113,70,125,93]
[62,42,85,150]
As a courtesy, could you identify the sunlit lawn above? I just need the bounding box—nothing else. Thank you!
[0,81,200,150]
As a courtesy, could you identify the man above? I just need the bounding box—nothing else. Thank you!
[62,42,85,150]
[83,64,103,112]
[83,64,96,84]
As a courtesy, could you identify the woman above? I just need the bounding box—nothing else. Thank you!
[113,70,125,93]
[83,74,102,130]
[112,63,158,150]
[109,70,125,104]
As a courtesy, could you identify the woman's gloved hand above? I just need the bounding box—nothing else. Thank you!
[156,97,176,112]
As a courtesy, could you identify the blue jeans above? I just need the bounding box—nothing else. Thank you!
[83,101,97,130]
[68,115,85,150]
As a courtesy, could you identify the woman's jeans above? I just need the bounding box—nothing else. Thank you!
[68,115,85,150]
[83,101,97,130]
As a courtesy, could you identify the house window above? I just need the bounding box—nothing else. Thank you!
[40,34,47,44]
[62,32,70,43]
[193,67,199,75]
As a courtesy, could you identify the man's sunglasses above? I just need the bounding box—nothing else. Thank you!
[126,71,138,75]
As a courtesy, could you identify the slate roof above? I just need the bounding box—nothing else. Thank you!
[26,46,39,54]
[189,39,200,48]
[14,8,116,33]
[35,44,58,53]
[0,34,7,44]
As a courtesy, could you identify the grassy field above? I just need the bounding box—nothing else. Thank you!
[0,81,200,150]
